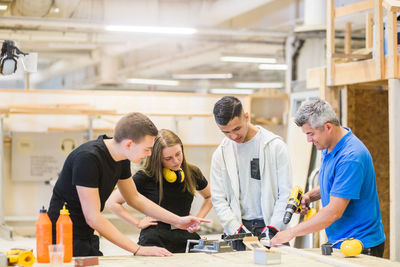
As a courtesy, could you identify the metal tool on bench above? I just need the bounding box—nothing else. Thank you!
[224,229,274,249]
[321,238,363,257]
[185,238,234,253]
[222,232,253,241]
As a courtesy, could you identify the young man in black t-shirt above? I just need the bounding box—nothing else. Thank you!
[48,113,208,257]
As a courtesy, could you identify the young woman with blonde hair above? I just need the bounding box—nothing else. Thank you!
[106,129,212,253]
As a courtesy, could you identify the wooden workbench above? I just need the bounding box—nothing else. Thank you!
[34,248,400,267]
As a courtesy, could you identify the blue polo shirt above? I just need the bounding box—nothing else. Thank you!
[319,127,385,249]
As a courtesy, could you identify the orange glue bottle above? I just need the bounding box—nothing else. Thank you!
[56,204,73,262]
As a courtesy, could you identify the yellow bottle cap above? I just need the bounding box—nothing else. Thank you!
[60,205,70,215]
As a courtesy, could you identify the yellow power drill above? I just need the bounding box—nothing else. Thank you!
[283,186,316,224]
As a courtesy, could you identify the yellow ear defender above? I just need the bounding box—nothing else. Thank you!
[163,168,185,183]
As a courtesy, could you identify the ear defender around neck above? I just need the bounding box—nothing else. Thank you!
[163,168,185,183]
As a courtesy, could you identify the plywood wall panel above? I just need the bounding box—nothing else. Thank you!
[346,86,389,258]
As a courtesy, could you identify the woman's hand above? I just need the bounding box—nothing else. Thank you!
[137,216,158,229]
[174,216,210,233]
[136,246,172,256]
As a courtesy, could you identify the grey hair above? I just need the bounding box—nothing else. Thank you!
[294,98,340,129]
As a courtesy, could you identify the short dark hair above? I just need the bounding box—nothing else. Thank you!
[114,112,158,143]
[213,96,243,125]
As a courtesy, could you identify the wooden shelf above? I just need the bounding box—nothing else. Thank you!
[307,55,400,87]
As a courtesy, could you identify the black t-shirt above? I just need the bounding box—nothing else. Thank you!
[134,165,208,217]
[48,135,131,239]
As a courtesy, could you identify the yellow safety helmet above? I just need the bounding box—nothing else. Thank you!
[340,238,363,257]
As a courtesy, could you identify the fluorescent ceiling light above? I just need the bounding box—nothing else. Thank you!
[235,82,283,89]
[105,25,197,35]
[126,78,180,86]
[259,64,288,70]
[172,73,232,79]
[220,56,277,64]
[0,4,8,10]
[210,88,254,95]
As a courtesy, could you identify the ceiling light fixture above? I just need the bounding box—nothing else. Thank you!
[105,25,197,35]
[235,82,283,89]
[220,56,277,64]
[0,4,8,10]
[258,64,288,70]
[172,73,232,79]
[126,78,180,86]
[209,88,254,95]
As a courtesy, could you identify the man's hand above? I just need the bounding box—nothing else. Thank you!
[300,194,311,215]
[269,229,295,247]
[137,216,158,229]
[136,246,173,256]
[174,216,210,233]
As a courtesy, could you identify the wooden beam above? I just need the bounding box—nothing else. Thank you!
[331,53,371,59]
[345,22,352,62]
[334,59,377,85]
[387,10,398,78]
[326,55,400,86]
[374,0,385,80]
[327,0,335,86]
[389,79,400,261]
[335,0,373,18]
[383,0,400,12]
[366,13,374,49]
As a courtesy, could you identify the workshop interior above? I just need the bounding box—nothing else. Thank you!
[1,0,400,266]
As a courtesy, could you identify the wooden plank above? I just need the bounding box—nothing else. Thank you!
[366,13,373,49]
[388,79,400,261]
[383,0,400,12]
[280,247,400,267]
[330,55,400,86]
[387,10,398,78]
[327,0,335,86]
[54,249,400,267]
[374,0,384,80]
[334,59,377,85]
[345,22,352,62]
[334,0,373,18]
[331,53,370,59]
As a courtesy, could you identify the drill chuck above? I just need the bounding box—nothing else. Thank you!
[283,211,293,224]
[283,203,297,224]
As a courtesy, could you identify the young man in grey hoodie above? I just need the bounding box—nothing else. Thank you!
[210,96,292,250]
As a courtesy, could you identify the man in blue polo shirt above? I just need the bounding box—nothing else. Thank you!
[270,98,385,257]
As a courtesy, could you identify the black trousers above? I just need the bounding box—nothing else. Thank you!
[138,223,200,253]
[73,235,103,257]
[362,241,385,258]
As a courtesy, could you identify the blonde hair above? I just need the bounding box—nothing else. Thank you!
[141,129,196,203]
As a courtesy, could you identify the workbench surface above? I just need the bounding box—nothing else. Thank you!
[34,248,400,267]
